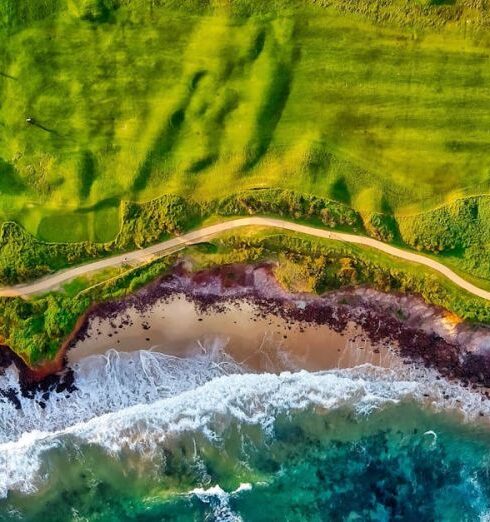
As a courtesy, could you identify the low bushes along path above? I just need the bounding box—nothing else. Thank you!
[1,217,489,300]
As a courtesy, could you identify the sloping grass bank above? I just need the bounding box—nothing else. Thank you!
[2,0,490,240]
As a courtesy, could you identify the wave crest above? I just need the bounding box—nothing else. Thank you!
[0,338,241,444]
[1,361,489,499]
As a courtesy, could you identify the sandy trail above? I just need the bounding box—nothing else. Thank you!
[2,217,488,300]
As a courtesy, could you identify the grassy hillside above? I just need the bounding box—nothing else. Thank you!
[1,0,490,245]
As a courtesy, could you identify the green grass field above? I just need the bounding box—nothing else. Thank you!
[1,1,490,274]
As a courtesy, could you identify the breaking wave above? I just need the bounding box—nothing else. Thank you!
[1,356,489,500]
[187,484,253,522]
[0,338,242,444]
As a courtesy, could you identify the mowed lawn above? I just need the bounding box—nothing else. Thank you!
[1,1,490,241]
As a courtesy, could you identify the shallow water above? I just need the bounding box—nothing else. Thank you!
[1,339,490,521]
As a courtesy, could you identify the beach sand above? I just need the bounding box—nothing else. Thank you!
[68,294,398,373]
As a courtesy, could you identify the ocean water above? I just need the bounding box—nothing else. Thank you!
[1,341,490,521]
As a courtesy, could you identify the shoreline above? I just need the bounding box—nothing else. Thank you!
[4,262,490,395]
[68,262,490,386]
[69,293,392,375]
[67,262,490,388]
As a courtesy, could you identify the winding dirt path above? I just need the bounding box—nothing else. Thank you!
[1,217,489,300]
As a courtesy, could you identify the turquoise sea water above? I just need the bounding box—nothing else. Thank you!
[1,349,490,521]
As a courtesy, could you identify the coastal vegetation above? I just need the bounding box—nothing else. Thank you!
[2,189,490,296]
[0,190,361,284]
[211,228,490,324]
[2,0,490,366]
[3,226,490,367]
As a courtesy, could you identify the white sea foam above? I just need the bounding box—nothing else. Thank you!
[1,360,489,499]
[0,337,242,444]
[188,483,252,522]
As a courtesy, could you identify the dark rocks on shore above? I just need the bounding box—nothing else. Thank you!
[0,387,21,410]
[0,344,77,405]
[4,261,490,406]
[62,262,490,391]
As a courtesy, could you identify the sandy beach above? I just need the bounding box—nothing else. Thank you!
[68,293,397,373]
[58,261,490,389]
[7,261,490,399]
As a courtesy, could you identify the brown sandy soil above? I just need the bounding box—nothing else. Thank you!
[68,294,397,373]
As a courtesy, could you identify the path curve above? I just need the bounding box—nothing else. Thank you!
[1,217,489,300]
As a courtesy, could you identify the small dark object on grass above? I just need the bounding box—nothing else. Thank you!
[25,116,56,134]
